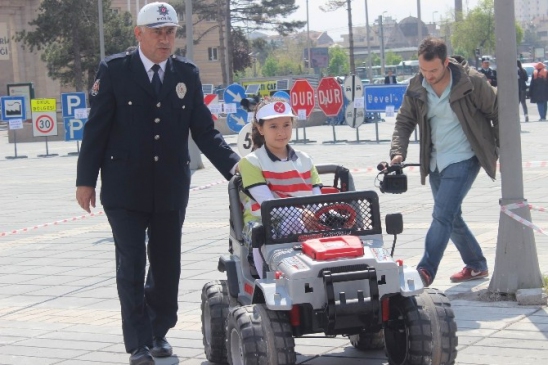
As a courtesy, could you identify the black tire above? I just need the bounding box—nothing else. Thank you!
[201,280,230,364]
[226,304,296,365]
[384,288,458,365]
[349,329,385,350]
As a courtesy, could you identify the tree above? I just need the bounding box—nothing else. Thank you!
[327,46,349,76]
[385,51,402,66]
[452,0,523,61]
[322,0,355,73]
[186,0,305,84]
[262,56,278,76]
[15,0,135,92]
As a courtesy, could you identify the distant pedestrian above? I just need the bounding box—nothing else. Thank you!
[517,60,529,122]
[478,57,497,87]
[529,62,548,121]
[384,70,397,84]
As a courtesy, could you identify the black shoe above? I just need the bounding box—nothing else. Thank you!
[151,337,172,357]
[129,346,154,365]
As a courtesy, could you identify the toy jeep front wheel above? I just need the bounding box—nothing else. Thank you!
[201,280,230,364]
[384,288,458,365]
[226,304,296,365]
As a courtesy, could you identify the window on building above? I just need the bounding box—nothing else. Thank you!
[208,47,218,61]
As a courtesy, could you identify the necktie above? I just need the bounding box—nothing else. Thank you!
[151,64,162,96]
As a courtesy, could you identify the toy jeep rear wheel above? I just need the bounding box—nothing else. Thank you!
[349,329,385,350]
[201,280,230,363]
[384,288,458,365]
[226,304,296,365]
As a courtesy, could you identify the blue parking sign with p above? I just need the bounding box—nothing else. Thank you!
[61,92,87,141]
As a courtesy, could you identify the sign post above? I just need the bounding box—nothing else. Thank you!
[317,77,346,144]
[61,92,87,155]
[343,75,368,143]
[1,96,28,159]
[289,79,316,144]
[31,98,59,157]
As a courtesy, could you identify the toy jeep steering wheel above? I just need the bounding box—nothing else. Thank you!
[312,203,357,231]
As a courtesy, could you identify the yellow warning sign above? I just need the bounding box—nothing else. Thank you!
[31,98,57,112]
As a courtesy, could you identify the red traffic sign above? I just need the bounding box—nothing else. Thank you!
[317,77,343,117]
[290,79,315,118]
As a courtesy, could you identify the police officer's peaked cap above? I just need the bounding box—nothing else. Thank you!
[137,2,180,28]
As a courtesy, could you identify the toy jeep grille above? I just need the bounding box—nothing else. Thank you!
[261,191,382,244]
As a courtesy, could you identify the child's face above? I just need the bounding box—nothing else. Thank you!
[258,116,293,152]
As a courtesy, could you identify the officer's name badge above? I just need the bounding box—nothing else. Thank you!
[91,79,100,96]
[176,82,187,99]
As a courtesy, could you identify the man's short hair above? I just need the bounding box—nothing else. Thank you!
[418,37,447,62]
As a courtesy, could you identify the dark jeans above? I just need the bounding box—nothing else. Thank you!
[537,101,547,119]
[104,208,185,353]
[519,89,528,116]
[418,157,488,279]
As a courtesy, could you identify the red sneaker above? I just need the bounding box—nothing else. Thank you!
[450,267,489,283]
[417,267,432,287]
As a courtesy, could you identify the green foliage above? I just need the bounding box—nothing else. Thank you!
[327,46,349,76]
[385,51,402,66]
[15,0,134,91]
[262,56,278,77]
[371,54,381,66]
[452,0,523,60]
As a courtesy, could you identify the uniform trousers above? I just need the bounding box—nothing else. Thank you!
[104,207,185,353]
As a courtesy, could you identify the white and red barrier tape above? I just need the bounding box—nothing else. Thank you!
[501,202,547,236]
[0,179,228,238]
[3,161,548,239]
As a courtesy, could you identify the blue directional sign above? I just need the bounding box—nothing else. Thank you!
[61,92,86,117]
[64,117,87,141]
[1,96,26,120]
[226,109,248,133]
[272,90,290,101]
[364,85,407,112]
[223,83,246,105]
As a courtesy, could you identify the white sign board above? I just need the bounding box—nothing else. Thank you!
[343,75,363,101]
[32,111,58,137]
[344,104,365,128]
[237,122,253,157]
[8,119,23,130]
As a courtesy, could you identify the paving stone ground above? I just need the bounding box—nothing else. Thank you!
[0,102,546,364]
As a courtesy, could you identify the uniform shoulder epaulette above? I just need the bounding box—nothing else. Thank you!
[105,52,129,63]
[171,54,199,72]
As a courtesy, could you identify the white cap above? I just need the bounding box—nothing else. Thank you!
[137,2,180,28]
[256,101,296,120]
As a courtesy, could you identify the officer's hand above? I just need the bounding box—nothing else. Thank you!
[76,186,96,213]
[391,155,403,165]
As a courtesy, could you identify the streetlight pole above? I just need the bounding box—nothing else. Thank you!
[98,0,105,60]
[379,13,386,77]
[365,0,372,81]
[306,0,311,74]
[417,0,422,43]
[432,10,438,26]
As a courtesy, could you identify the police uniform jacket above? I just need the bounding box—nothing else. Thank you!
[76,50,240,212]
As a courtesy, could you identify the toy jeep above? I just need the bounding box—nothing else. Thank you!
[201,165,457,365]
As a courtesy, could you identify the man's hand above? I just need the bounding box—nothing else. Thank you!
[76,186,96,213]
[390,155,404,165]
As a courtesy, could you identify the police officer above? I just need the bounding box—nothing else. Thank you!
[479,57,497,87]
[75,2,239,364]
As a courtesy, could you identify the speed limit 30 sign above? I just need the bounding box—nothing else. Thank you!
[31,98,58,137]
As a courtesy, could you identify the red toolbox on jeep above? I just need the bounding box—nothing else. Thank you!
[302,235,364,261]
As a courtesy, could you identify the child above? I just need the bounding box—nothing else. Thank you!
[238,98,322,277]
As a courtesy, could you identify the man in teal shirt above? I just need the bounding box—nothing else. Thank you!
[389,37,498,287]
